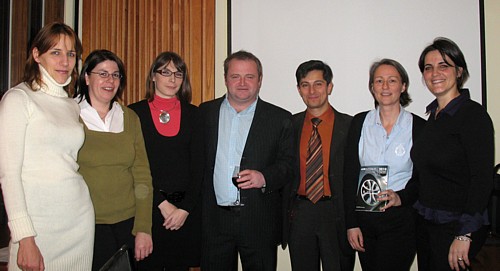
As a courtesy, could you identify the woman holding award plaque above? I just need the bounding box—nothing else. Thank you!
[384,38,494,271]
[129,51,203,270]
[343,58,425,271]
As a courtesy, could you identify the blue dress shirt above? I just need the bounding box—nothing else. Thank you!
[213,97,257,205]
[359,106,414,191]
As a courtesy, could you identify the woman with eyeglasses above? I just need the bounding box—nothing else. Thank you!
[0,22,94,271]
[129,51,202,270]
[74,49,154,270]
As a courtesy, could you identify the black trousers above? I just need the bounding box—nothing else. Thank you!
[289,198,346,271]
[201,206,277,271]
[92,217,136,271]
[356,205,417,271]
[416,215,488,271]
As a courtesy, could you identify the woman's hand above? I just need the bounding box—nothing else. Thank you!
[134,232,153,261]
[158,200,176,220]
[448,238,471,271]
[163,208,189,230]
[347,228,365,252]
[17,236,45,271]
[158,200,189,230]
[378,189,402,211]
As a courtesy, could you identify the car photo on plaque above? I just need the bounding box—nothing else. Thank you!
[355,165,388,212]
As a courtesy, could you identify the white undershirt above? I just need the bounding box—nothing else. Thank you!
[76,97,124,133]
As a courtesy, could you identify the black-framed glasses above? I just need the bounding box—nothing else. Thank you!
[155,69,184,79]
[88,71,123,80]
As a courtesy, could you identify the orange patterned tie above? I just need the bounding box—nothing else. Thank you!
[306,118,324,203]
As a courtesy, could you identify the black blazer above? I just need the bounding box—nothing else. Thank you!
[282,107,353,256]
[199,96,294,247]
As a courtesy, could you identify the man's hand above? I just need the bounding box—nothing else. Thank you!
[237,169,266,189]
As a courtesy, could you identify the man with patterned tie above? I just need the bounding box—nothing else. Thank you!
[283,60,354,271]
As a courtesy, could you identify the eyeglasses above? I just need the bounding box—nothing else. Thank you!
[155,69,184,79]
[88,71,123,80]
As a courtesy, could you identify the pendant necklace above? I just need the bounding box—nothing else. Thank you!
[151,100,178,124]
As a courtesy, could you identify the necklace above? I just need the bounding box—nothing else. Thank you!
[150,99,178,124]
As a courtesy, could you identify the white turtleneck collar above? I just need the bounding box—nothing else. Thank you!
[36,64,72,98]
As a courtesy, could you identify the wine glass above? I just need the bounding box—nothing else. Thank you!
[232,165,244,206]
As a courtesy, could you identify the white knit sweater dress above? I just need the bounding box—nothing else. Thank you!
[0,67,95,270]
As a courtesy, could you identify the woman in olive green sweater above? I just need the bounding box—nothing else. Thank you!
[75,50,153,270]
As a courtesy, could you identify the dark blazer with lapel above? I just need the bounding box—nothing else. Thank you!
[283,107,353,257]
[199,96,294,247]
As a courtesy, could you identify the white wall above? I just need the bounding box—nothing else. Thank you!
[215,1,499,270]
[485,1,500,166]
[230,0,482,120]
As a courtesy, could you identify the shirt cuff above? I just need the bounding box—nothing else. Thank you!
[457,210,489,235]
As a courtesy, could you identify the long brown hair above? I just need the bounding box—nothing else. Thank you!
[23,22,82,95]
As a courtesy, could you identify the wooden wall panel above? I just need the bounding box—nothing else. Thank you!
[201,0,215,102]
[10,0,30,87]
[6,0,65,93]
[44,0,65,25]
[82,0,215,106]
[0,0,10,96]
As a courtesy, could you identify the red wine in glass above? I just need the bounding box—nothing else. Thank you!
[232,176,240,187]
[232,166,244,206]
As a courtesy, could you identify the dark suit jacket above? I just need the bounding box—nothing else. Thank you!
[199,96,294,247]
[283,107,353,257]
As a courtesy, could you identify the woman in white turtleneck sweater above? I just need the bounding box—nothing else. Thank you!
[0,22,94,271]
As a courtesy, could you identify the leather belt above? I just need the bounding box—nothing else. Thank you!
[296,194,332,202]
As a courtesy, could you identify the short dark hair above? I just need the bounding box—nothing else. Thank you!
[369,58,412,107]
[295,60,333,86]
[145,51,192,103]
[224,50,263,79]
[418,37,469,89]
[74,49,126,108]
